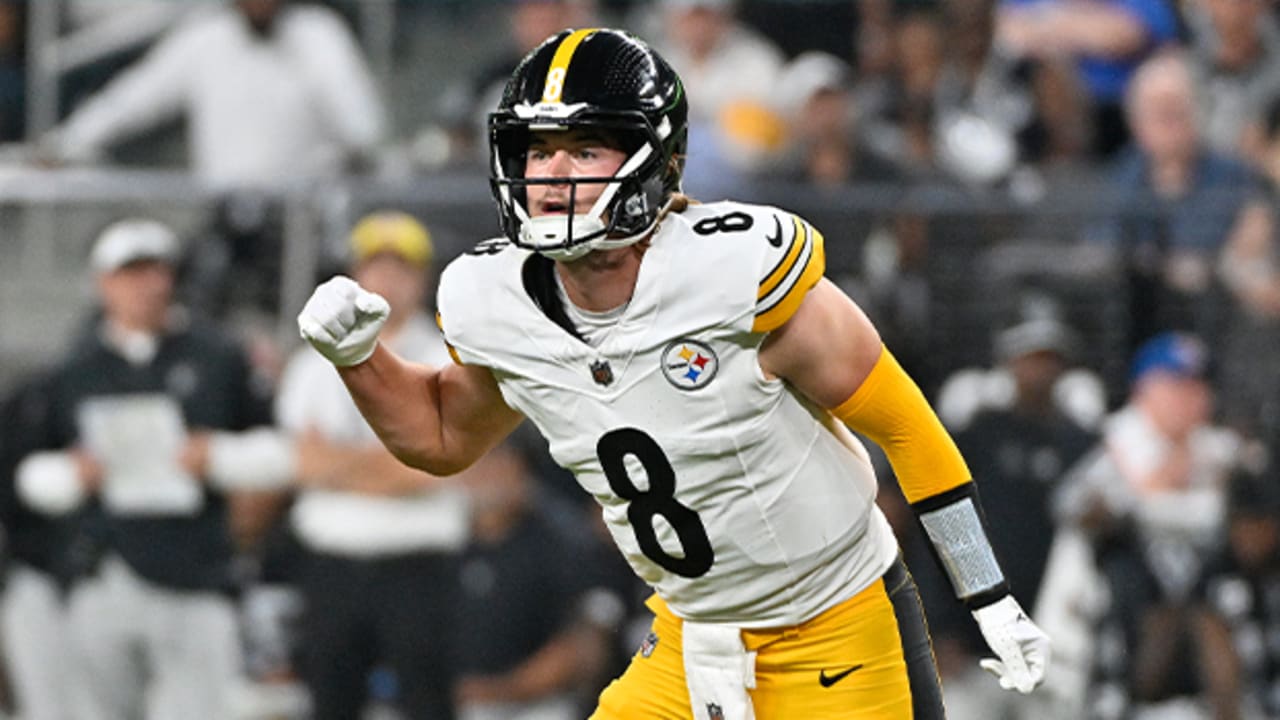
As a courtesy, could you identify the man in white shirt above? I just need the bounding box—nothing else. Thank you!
[646,0,787,193]
[1041,332,1243,718]
[276,211,466,719]
[44,0,385,190]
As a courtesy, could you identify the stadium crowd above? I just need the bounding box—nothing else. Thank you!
[0,0,1278,718]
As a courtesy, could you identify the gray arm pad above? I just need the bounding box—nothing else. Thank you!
[918,496,1007,600]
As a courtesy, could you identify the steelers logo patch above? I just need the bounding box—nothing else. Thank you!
[661,339,719,391]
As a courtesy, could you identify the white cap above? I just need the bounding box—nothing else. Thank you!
[994,317,1077,362]
[777,52,850,115]
[90,218,180,273]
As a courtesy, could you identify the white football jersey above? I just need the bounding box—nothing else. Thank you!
[437,200,898,627]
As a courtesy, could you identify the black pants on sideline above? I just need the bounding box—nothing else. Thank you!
[301,550,459,720]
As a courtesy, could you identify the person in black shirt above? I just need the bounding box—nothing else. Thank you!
[1194,463,1280,719]
[0,372,79,720]
[452,441,613,720]
[13,218,291,720]
[914,314,1098,720]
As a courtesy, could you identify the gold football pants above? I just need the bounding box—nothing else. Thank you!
[590,557,946,719]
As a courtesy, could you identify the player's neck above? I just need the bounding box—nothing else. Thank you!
[555,243,647,312]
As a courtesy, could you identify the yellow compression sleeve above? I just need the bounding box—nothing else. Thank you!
[831,347,971,504]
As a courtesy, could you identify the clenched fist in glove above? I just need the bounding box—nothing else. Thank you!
[297,276,390,367]
[972,595,1051,694]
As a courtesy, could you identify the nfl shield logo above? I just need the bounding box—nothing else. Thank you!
[706,703,724,720]
[639,631,659,658]
[590,359,614,386]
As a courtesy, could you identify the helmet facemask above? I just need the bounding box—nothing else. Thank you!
[490,109,677,261]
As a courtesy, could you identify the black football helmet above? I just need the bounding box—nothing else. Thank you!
[488,28,688,260]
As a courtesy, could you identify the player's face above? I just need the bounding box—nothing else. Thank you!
[523,130,628,218]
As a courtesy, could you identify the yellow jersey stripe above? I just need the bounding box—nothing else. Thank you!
[542,29,597,103]
[445,344,462,366]
[752,224,825,333]
[436,312,463,365]
[757,215,805,300]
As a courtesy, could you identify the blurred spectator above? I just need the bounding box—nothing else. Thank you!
[1093,51,1278,356]
[41,0,385,191]
[1260,97,1280,189]
[732,0,856,60]
[0,372,75,720]
[861,9,949,176]
[648,0,782,125]
[565,492,655,715]
[430,0,598,167]
[937,308,1108,433]
[1184,0,1280,161]
[928,312,1101,720]
[938,0,1061,180]
[852,0,897,113]
[180,192,288,320]
[1194,462,1280,719]
[1214,94,1280,439]
[13,218,292,720]
[646,0,785,195]
[937,0,1095,171]
[276,211,466,720]
[995,0,1179,157]
[834,202,938,392]
[852,5,1023,185]
[0,0,25,142]
[1018,56,1094,167]
[1044,332,1244,719]
[771,51,901,187]
[451,441,611,720]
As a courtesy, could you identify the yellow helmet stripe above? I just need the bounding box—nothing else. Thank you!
[542,28,598,103]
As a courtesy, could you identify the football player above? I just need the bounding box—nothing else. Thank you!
[298,28,1049,720]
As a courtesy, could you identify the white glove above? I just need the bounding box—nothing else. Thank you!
[297,276,390,367]
[972,594,1051,694]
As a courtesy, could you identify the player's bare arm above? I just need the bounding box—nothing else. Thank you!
[337,344,523,475]
[757,277,882,405]
[298,275,523,476]
[290,427,467,496]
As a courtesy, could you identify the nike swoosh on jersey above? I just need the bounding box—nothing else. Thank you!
[766,215,783,247]
[818,664,864,688]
